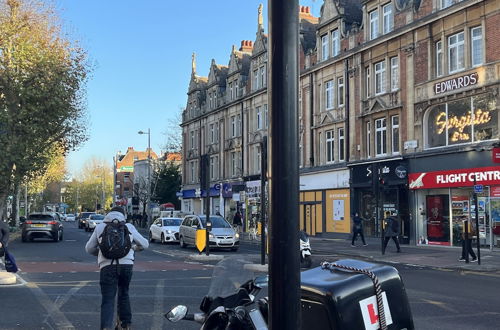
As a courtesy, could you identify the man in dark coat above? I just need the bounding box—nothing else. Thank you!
[233,211,242,233]
[382,211,401,253]
[0,219,9,257]
[351,212,367,247]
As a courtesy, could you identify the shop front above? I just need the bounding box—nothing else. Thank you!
[409,154,500,249]
[350,160,410,243]
[299,169,350,236]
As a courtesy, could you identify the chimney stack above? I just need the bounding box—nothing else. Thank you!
[239,40,253,53]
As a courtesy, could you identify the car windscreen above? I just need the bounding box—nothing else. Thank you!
[200,216,231,228]
[81,213,95,219]
[163,218,182,226]
[28,214,54,221]
[67,214,74,217]
[89,215,105,220]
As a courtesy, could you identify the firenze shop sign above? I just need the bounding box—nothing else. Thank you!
[409,166,500,189]
[434,72,478,95]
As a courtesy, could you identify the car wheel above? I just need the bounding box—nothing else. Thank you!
[179,236,186,248]
[60,231,64,241]
[161,234,166,244]
[301,255,312,269]
[22,234,27,242]
[231,247,239,252]
[149,232,155,243]
[53,232,59,242]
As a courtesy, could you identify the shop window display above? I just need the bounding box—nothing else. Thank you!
[425,195,450,245]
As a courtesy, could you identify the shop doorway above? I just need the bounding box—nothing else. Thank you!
[300,201,320,236]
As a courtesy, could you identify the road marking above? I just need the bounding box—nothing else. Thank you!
[65,240,77,242]
[421,299,457,313]
[55,281,88,309]
[151,279,165,330]
[26,282,75,329]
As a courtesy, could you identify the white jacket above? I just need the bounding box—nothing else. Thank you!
[85,211,149,269]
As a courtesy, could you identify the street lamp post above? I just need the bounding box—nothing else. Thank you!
[138,129,151,225]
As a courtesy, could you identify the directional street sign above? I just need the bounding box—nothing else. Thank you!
[474,184,483,194]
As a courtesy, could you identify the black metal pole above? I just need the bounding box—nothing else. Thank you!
[473,178,481,264]
[464,218,469,263]
[260,136,267,265]
[268,1,300,329]
[376,164,384,255]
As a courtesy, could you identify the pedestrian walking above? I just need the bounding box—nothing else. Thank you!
[351,212,367,247]
[0,219,9,257]
[249,217,258,240]
[382,211,401,253]
[459,217,477,262]
[233,210,242,233]
[85,206,149,330]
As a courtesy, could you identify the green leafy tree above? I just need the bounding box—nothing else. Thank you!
[153,162,181,209]
[0,0,90,220]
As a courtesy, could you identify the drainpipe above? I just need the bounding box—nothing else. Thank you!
[309,72,314,166]
[345,58,350,162]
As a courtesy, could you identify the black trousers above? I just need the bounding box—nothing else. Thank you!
[351,229,366,245]
[383,236,400,252]
[461,238,477,260]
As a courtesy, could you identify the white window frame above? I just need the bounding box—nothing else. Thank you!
[383,3,393,34]
[256,106,262,130]
[375,118,387,156]
[208,93,212,109]
[228,82,233,101]
[448,31,465,74]
[390,57,399,91]
[319,132,323,164]
[436,40,443,77]
[231,116,236,137]
[256,145,261,173]
[326,130,335,163]
[253,69,259,90]
[325,80,335,110]
[213,90,217,108]
[321,34,329,61]
[338,127,345,161]
[337,77,344,107]
[210,123,215,143]
[190,131,195,149]
[190,161,195,183]
[366,122,372,158]
[440,0,453,9]
[260,65,266,88]
[215,123,219,142]
[331,29,340,57]
[231,152,237,176]
[237,114,241,136]
[391,115,400,154]
[471,26,483,67]
[375,60,386,95]
[366,67,371,97]
[210,156,218,180]
[370,10,379,40]
[264,104,268,128]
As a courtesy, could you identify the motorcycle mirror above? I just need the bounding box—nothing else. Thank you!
[165,305,188,322]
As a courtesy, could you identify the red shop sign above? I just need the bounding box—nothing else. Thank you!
[409,166,500,189]
[493,148,500,164]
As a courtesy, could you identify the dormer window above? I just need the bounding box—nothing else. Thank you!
[382,3,394,34]
[370,10,379,40]
[321,34,329,61]
[331,29,340,57]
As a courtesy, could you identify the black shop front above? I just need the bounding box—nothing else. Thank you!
[350,159,410,243]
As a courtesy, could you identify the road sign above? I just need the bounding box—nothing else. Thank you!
[474,184,483,194]
[195,229,207,252]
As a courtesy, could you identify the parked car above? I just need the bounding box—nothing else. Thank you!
[86,214,105,232]
[65,214,76,222]
[179,215,239,251]
[77,212,96,229]
[21,212,64,242]
[149,217,183,244]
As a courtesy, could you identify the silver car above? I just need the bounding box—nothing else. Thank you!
[179,215,239,251]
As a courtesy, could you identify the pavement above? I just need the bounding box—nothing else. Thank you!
[241,233,500,272]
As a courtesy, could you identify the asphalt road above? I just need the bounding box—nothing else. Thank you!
[1,223,499,329]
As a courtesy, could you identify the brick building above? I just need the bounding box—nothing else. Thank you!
[181,0,500,247]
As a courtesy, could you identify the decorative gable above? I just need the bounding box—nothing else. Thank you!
[252,31,267,56]
[319,0,341,25]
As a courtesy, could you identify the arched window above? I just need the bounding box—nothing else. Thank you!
[424,93,498,149]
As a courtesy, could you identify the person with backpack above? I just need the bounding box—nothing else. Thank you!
[382,211,401,253]
[351,212,367,247]
[85,206,149,330]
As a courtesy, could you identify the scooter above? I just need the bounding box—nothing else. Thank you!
[300,230,312,268]
[166,257,415,330]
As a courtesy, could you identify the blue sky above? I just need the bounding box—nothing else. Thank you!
[60,0,321,175]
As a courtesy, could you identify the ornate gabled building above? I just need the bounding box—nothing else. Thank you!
[181,1,500,247]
